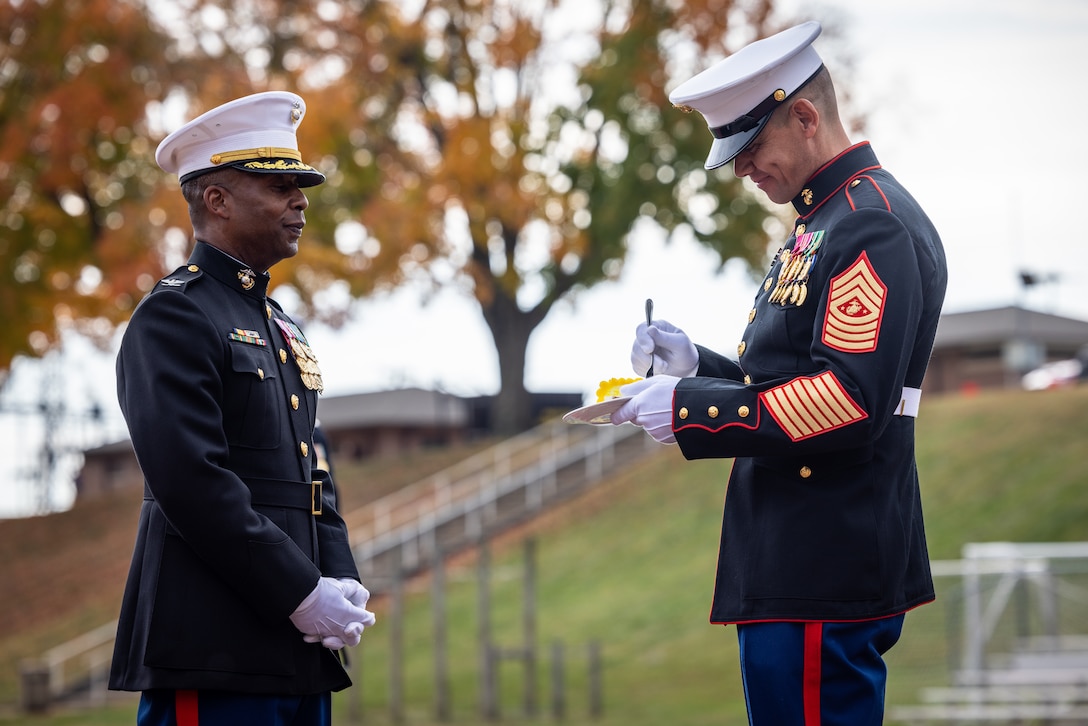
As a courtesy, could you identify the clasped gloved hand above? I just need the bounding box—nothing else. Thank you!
[630,320,699,378]
[290,576,377,650]
[611,375,680,444]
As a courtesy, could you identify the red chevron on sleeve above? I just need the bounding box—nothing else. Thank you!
[822,251,886,353]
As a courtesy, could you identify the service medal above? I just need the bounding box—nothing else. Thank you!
[275,318,324,392]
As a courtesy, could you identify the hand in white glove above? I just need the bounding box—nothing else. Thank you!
[611,375,679,444]
[291,577,377,650]
[300,578,376,650]
[337,577,371,608]
[631,320,699,378]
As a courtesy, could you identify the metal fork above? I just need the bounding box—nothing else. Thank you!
[645,298,654,377]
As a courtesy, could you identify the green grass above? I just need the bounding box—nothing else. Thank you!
[3,386,1088,725]
[334,453,744,726]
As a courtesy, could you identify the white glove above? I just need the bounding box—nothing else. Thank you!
[300,578,376,650]
[291,577,377,650]
[337,577,371,608]
[631,320,699,378]
[611,375,679,444]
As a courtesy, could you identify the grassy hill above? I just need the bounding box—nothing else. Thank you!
[2,386,1087,724]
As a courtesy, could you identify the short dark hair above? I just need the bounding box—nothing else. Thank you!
[771,65,839,126]
[180,168,236,225]
[801,65,839,118]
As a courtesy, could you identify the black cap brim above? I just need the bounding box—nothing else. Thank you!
[180,159,326,187]
[704,113,772,170]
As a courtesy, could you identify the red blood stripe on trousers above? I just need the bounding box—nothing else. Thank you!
[803,623,822,726]
[176,689,199,726]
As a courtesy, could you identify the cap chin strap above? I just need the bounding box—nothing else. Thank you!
[210,146,302,165]
[709,64,825,140]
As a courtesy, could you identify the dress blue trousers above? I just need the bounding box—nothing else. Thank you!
[137,689,332,726]
[737,615,904,726]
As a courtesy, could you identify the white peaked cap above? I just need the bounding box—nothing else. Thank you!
[670,22,824,169]
[156,91,325,187]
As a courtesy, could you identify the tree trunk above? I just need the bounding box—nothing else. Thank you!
[480,290,548,435]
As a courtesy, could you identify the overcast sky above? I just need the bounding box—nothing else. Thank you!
[3,0,1086,516]
[307,0,1088,398]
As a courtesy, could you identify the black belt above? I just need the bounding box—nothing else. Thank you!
[145,477,323,515]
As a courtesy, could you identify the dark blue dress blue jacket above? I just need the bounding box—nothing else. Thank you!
[673,143,947,624]
[110,242,358,695]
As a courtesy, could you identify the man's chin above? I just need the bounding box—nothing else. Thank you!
[763,186,794,205]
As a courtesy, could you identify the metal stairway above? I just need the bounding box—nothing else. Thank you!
[343,419,659,587]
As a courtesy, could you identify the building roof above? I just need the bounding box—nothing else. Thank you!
[934,306,1088,348]
[315,387,469,429]
[83,439,136,457]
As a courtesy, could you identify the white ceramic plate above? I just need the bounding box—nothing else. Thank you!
[562,396,630,425]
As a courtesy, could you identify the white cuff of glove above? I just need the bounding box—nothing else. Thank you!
[630,320,699,379]
[611,375,679,444]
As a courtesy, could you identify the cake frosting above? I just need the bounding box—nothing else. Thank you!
[594,377,642,402]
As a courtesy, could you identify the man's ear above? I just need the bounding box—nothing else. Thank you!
[203,184,231,219]
[790,98,820,138]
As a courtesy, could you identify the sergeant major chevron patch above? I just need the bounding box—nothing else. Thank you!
[822,252,886,353]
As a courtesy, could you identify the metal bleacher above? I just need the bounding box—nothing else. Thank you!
[890,542,1088,724]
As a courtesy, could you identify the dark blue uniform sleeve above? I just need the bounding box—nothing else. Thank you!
[313,468,358,580]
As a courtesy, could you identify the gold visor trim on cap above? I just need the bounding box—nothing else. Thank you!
[240,159,316,173]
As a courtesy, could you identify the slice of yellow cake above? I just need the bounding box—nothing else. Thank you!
[595,377,642,402]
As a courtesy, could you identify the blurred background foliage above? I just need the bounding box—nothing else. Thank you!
[0,0,843,430]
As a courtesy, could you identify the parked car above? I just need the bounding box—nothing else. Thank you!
[1022,359,1083,390]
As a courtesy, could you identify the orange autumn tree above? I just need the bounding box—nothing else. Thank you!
[2,0,795,433]
[0,0,404,378]
[335,0,788,431]
[0,0,189,378]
